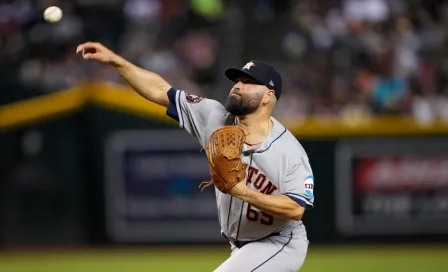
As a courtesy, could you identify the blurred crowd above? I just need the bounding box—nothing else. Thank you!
[0,0,224,99]
[1,0,448,124]
[271,0,448,124]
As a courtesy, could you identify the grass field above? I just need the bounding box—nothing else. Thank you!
[0,245,447,272]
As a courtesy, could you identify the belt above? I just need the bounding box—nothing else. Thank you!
[221,232,281,248]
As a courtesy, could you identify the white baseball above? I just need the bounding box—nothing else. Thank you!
[43,6,63,24]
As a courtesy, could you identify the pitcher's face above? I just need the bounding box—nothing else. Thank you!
[225,76,268,116]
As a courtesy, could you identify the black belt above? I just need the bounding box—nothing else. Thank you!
[221,232,281,248]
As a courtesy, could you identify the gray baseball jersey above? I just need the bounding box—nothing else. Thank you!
[166,88,314,271]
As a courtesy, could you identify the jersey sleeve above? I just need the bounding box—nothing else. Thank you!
[282,156,315,209]
[165,87,227,147]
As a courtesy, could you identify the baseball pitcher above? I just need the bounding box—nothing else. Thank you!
[77,42,315,272]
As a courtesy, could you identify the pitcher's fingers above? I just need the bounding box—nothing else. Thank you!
[76,45,83,54]
[82,53,93,59]
[81,42,100,49]
[77,42,100,53]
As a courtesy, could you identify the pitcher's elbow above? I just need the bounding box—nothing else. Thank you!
[291,206,305,221]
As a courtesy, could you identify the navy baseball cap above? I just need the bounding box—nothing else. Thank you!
[225,60,283,100]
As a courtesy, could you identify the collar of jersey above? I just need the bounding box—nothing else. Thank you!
[240,117,287,154]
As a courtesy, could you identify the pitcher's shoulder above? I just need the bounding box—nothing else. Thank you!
[183,92,228,123]
[269,118,308,157]
[283,129,308,156]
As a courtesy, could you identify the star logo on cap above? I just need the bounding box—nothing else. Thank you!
[242,61,255,71]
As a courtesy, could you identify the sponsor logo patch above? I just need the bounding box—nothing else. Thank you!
[305,175,314,198]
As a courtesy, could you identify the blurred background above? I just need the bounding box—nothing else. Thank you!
[0,0,448,271]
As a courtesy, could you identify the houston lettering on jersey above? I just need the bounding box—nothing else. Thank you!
[245,164,278,195]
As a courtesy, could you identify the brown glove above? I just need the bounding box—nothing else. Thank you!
[199,126,247,194]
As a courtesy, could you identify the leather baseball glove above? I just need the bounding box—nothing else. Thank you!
[199,126,247,194]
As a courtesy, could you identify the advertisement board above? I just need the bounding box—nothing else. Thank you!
[104,130,222,243]
[335,139,448,236]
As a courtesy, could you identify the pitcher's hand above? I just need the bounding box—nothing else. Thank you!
[76,42,120,64]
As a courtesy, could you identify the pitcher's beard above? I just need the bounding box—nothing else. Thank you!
[225,95,259,116]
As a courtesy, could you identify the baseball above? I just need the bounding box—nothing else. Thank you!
[43,6,63,23]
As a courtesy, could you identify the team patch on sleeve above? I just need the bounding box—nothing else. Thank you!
[185,93,204,103]
[304,175,314,198]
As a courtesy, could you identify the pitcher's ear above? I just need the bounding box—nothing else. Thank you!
[264,89,275,104]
